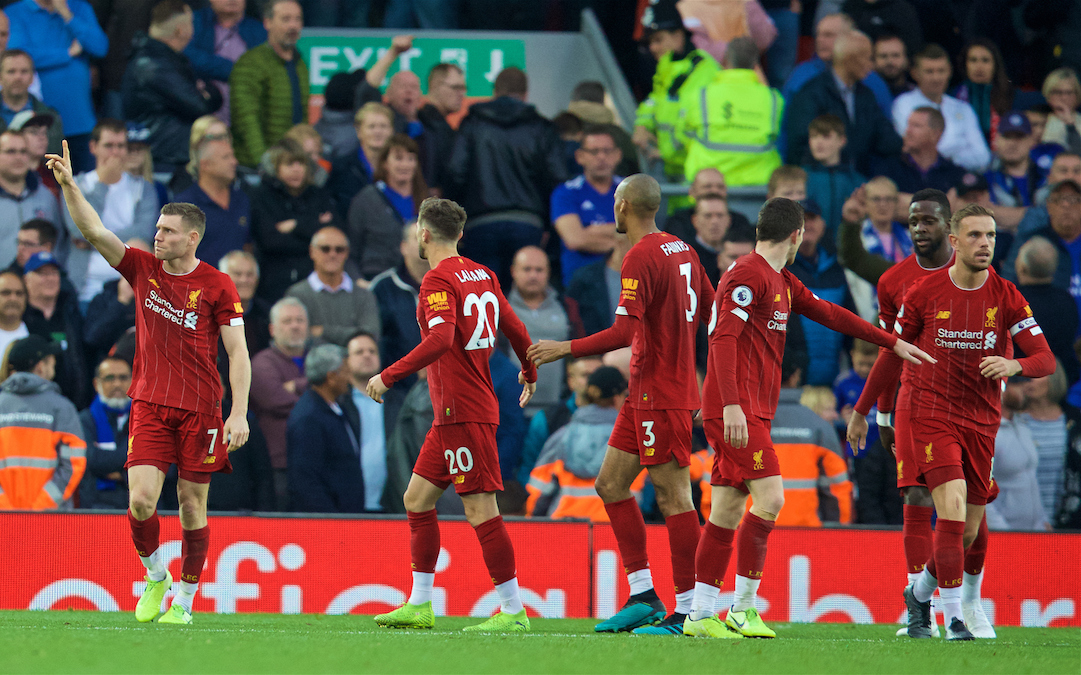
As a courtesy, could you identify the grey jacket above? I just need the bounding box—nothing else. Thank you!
[347,183,405,280]
[505,286,570,414]
[0,372,86,510]
[986,416,1050,530]
[284,276,381,347]
[0,174,60,270]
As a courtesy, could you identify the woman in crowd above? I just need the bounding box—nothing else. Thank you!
[952,39,1014,143]
[1041,68,1081,154]
[251,139,338,303]
[283,124,331,187]
[346,133,427,280]
[327,102,394,219]
[1018,360,1071,525]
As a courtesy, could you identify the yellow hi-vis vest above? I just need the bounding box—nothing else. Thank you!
[634,49,720,179]
[681,68,784,186]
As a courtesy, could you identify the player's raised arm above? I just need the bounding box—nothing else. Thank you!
[220,324,251,452]
[46,140,126,267]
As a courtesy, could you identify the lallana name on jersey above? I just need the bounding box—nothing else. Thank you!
[454,268,492,284]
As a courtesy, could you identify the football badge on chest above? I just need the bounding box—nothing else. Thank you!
[183,289,202,330]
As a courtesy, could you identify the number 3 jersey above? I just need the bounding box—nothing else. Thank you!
[116,246,244,414]
[381,256,537,426]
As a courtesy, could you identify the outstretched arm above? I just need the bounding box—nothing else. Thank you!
[527,313,637,366]
[46,141,126,266]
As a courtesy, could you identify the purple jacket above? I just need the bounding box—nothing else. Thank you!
[250,345,307,469]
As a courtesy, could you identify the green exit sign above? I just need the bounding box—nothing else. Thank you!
[297,36,527,96]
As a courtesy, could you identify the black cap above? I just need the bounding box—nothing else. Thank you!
[799,198,823,218]
[8,335,59,373]
[641,0,684,36]
[587,366,628,399]
[956,172,989,196]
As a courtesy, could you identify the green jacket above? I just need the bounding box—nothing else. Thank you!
[229,44,309,167]
[680,68,783,186]
[634,49,719,179]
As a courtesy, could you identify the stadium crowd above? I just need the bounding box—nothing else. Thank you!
[0,0,1078,532]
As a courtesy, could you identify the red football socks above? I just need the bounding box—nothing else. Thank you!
[474,516,517,586]
[931,518,965,588]
[695,521,736,589]
[604,497,650,574]
[128,509,160,558]
[180,525,210,584]
[964,515,988,576]
[408,509,440,574]
[734,512,774,580]
[665,510,700,595]
[903,504,934,573]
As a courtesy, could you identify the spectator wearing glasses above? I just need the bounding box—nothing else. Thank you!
[1041,68,1081,155]
[418,62,465,193]
[0,129,59,270]
[285,225,380,347]
[77,355,132,509]
[251,138,336,303]
[8,111,59,199]
[0,50,62,155]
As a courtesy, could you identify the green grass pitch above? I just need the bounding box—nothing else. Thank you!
[2,611,1078,674]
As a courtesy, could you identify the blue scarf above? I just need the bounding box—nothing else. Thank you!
[89,396,131,492]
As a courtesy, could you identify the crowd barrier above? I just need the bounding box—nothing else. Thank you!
[2,513,1078,626]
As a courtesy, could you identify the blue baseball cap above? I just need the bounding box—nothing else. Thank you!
[23,251,59,274]
[799,198,823,218]
[998,111,1032,136]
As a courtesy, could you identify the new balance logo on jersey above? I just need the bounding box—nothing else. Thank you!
[202,455,216,464]
[187,289,202,309]
[985,306,998,328]
[936,310,951,319]
[925,443,933,463]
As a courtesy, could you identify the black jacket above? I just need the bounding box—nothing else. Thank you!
[326,148,372,221]
[1018,283,1081,385]
[784,70,902,176]
[208,409,275,512]
[24,289,88,408]
[417,103,456,191]
[369,264,421,393]
[83,279,137,366]
[251,176,338,303]
[565,258,615,338]
[445,97,567,221]
[287,389,365,513]
[842,0,923,60]
[121,33,223,168]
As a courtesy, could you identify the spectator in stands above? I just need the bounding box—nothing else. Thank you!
[891,45,991,171]
[1013,238,1080,386]
[551,127,621,287]
[11,112,59,198]
[285,225,380,346]
[565,80,639,178]
[185,0,267,126]
[77,355,131,509]
[632,0,719,181]
[834,339,879,428]
[564,234,630,338]
[327,102,393,221]
[0,270,27,357]
[8,219,62,278]
[175,133,250,267]
[124,124,168,209]
[219,250,271,357]
[860,176,912,264]
[952,39,1014,144]
[986,112,1043,213]
[209,381,274,512]
[772,348,853,526]
[762,0,799,88]
[788,199,851,386]
[0,129,59,270]
[986,378,1050,531]
[352,36,426,137]
[282,124,330,187]
[505,245,569,415]
[0,50,61,154]
[525,365,634,521]
[64,120,158,304]
[664,168,754,244]
[347,133,426,281]
[782,13,892,115]
[251,139,336,302]
[803,114,866,231]
[1004,180,1081,319]
[339,332,405,513]
[229,0,306,167]
[875,107,966,196]
[446,67,566,288]
[717,228,756,272]
[490,347,528,487]
[169,114,228,195]
[369,222,422,393]
[0,14,42,99]
[416,63,464,193]
[122,1,223,173]
[250,296,309,509]
[686,192,733,286]
[5,0,107,173]
[83,239,146,365]
[1019,361,1071,525]
[841,0,921,61]
[785,31,901,177]
[683,37,782,186]
[767,164,807,200]
[314,70,364,160]
[287,343,365,513]
[1023,105,1064,178]
[1041,68,1081,155]
[873,34,913,99]
[22,251,86,407]
[0,335,84,510]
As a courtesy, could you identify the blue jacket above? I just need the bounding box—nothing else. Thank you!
[804,162,866,231]
[6,0,108,136]
[287,389,365,513]
[788,243,851,386]
[369,264,421,393]
[184,8,266,82]
[490,350,527,481]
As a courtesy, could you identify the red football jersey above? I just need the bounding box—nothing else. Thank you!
[116,246,243,415]
[615,232,713,410]
[381,256,536,426]
[894,268,1051,430]
[705,251,896,420]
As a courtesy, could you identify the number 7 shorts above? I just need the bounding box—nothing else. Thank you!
[414,422,503,495]
[125,400,231,484]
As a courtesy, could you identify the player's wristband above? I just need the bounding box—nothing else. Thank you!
[876,411,894,428]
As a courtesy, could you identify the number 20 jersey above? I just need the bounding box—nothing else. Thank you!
[415,256,516,426]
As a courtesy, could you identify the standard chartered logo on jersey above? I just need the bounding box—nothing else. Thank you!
[146,289,198,331]
[935,327,995,350]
